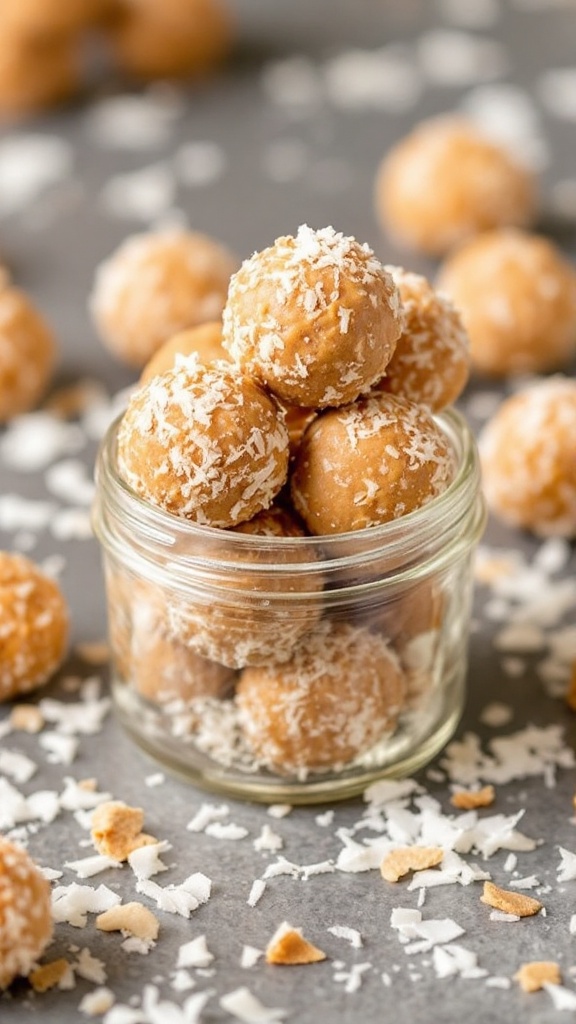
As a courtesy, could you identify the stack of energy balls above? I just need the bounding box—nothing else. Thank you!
[104,224,470,775]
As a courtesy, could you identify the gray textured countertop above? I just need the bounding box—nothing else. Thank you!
[1,2,576,1021]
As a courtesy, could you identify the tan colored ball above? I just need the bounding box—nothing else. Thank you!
[0,33,80,118]
[236,620,406,773]
[140,321,227,385]
[0,836,53,989]
[0,553,69,702]
[90,229,237,368]
[1,0,106,36]
[479,376,576,537]
[290,393,456,535]
[437,229,576,377]
[222,224,403,408]
[0,285,56,421]
[117,360,289,527]
[374,267,470,411]
[375,116,536,256]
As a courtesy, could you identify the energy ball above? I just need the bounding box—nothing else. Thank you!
[0,35,80,118]
[0,553,69,702]
[106,0,233,81]
[1,0,106,35]
[290,393,456,535]
[90,229,237,368]
[0,836,53,989]
[140,321,227,385]
[479,376,576,537]
[375,116,536,256]
[117,360,289,527]
[168,505,323,669]
[236,620,405,773]
[0,285,56,421]
[374,267,470,411]
[437,229,576,377]
[222,224,403,408]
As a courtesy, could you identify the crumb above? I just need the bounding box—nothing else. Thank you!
[28,959,71,993]
[380,846,444,882]
[481,881,543,917]
[9,704,45,733]
[266,922,327,965]
[514,961,561,993]
[450,785,495,810]
[96,902,159,942]
[90,801,156,861]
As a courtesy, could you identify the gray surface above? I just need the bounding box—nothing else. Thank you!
[1,1,576,1021]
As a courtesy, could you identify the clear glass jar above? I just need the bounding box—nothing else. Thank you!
[93,407,485,804]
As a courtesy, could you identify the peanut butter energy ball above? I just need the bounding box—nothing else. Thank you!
[0,553,69,702]
[437,229,576,377]
[140,321,227,384]
[374,267,470,411]
[0,285,56,421]
[0,837,53,989]
[291,393,456,535]
[375,116,536,256]
[0,35,81,118]
[90,229,237,368]
[479,377,576,537]
[236,620,406,773]
[117,360,289,527]
[222,224,403,408]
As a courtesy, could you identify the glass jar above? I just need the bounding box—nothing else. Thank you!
[93,407,485,804]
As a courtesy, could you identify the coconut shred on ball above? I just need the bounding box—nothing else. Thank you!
[117,359,289,527]
[0,836,53,989]
[222,224,403,408]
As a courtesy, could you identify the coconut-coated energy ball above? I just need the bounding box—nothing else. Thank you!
[90,229,237,368]
[140,321,227,385]
[0,836,53,989]
[374,267,470,411]
[222,224,403,408]
[106,0,233,81]
[0,553,69,702]
[479,377,576,537]
[0,33,80,118]
[236,620,406,773]
[437,229,576,377]
[375,116,536,256]
[0,285,56,421]
[117,360,289,527]
[290,393,456,535]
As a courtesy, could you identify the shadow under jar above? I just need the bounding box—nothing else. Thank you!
[93,408,485,804]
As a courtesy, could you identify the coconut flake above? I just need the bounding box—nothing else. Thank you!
[177,935,214,969]
[220,987,289,1023]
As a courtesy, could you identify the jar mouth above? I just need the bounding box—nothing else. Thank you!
[93,407,485,591]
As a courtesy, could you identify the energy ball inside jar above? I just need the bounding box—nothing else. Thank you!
[437,229,576,377]
[0,553,69,702]
[479,376,576,537]
[375,116,536,256]
[373,267,470,412]
[140,321,227,384]
[117,360,289,527]
[90,229,237,368]
[0,285,56,421]
[0,837,53,989]
[291,393,456,535]
[236,620,406,773]
[222,224,403,408]
[168,505,323,670]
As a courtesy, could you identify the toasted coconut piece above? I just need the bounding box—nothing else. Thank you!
[450,785,495,810]
[265,922,326,965]
[481,881,542,917]
[96,902,159,942]
[9,704,44,733]
[28,959,71,993]
[380,846,444,882]
[91,801,156,861]
[514,961,561,993]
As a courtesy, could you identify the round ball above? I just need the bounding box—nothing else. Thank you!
[236,620,406,772]
[90,229,237,368]
[222,224,403,408]
[375,116,536,256]
[374,267,470,411]
[1,0,106,35]
[0,34,80,118]
[117,360,289,527]
[479,376,576,537]
[290,393,456,535]
[0,286,56,421]
[0,836,53,989]
[140,321,227,385]
[106,0,233,81]
[0,553,69,702]
[437,229,576,377]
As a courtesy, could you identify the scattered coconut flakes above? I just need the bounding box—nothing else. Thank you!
[301,861,335,881]
[0,494,55,535]
[333,962,372,994]
[241,946,263,969]
[186,803,229,832]
[538,67,576,121]
[515,961,561,993]
[75,641,110,666]
[266,922,326,966]
[494,623,546,652]
[247,879,266,907]
[254,825,283,853]
[40,866,64,881]
[0,748,37,784]
[96,902,159,942]
[556,846,576,882]
[543,983,576,1011]
[220,986,289,1023]
[204,822,249,841]
[175,141,226,186]
[267,805,292,819]
[481,881,542,917]
[0,413,85,471]
[86,92,180,150]
[102,1006,146,1024]
[79,987,116,1017]
[51,507,93,541]
[28,789,61,824]
[569,915,576,935]
[177,935,214,969]
[441,725,575,786]
[417,29,509,85]
[65,854,122,878]
[73,948,108,984]
[450,786,495,810]
[509,875,540,889]
[52,883,122,927]
[128,841,171,881]
[364,778,422,809]
[136,873,211,917]
[315,811,334,827]
[432,944,482,980]
[91,800,154,860]
[0,134,74,217]
[262,857,300,879]
[100,162,176,222]
[45,458,96,505]
[41,694,111,736]
[145,773,165,788]
[9,704,44,733]
[327,926,363,949]
[485,976,511,989]
[59,775,111,812]
[0,777,34,828]
[29,958,72,992]
[381,846,444,882]
[40,731,79,765]
[170,969,195,991]
[323,46,422,112]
